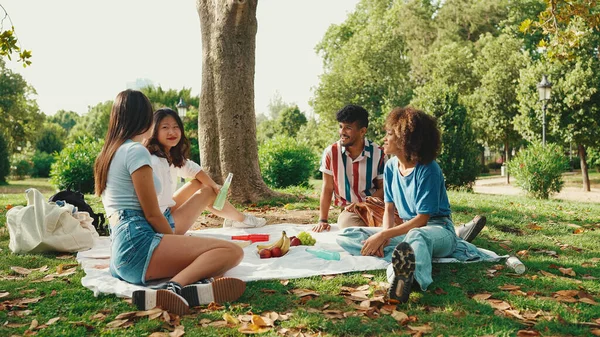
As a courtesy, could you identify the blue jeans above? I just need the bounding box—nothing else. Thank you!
[109,209,175,285]
[337,217,457,290]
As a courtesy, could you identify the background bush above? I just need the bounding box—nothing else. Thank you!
[258,135,317,188]
[586,147,600,172]
[31,150,55,178]
[10,153,32,180]
[0,132,9,184]
[50,138,104,193]
[35,123,66,154]
[508,142,569,199]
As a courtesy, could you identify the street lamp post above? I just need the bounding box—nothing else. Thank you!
[176,98,188,119]
[536,75,553,147]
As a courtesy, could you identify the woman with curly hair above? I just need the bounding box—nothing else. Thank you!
[359,107,458,303]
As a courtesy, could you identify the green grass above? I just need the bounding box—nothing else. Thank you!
[0,179,599,336]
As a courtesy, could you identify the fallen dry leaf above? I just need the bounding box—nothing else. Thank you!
[578,297,598,305]
[46,317,60,325]
[0,292,9,298]
[362,274,375,279]
[29,319,39,330]
[251,315,267,327]
[434,287,447,295]
[499,285,521,291]
[223,313,239,325]
[106,319,129,328]
[148,333,169,337]
[516,330,540,336]
[169,325,185,337]
[208,320,228,327]
[487,300,511,311]
[291,289,319,298]
[391,310,408,322]
[11,266,33,275]
[238,323,271,334]
[279,279,289,286]
[136,308,164,317]
[407,324,433,333]
[591,328,600,336]
[472,293,492,301]
[558,268,576,277]
[115,311,137,320]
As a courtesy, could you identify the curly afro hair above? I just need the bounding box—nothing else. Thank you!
[385,107,440,164]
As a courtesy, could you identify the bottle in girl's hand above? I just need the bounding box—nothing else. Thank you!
[213,173,233,211]
[505,256,526,274]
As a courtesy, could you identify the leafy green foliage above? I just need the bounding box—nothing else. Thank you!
[468,33,529,150]
[587,147,600,171]
[50,138,103,193]
[412,85,481,190]
[68,101,112,142]
[0,59,43,153]
[0,131,8,184]
[48,110,80,134]
[508,142,569,199]
[140,85,199,112]
[259,136,317,188]
[10,152,32,180]
[0,16,32,66]
[31,150,55,178]
[35,123,66,154]
[275,106,307,138]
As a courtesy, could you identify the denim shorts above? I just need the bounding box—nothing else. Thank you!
[109,208,175,285]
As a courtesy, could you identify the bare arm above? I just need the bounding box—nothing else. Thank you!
[194,170,220,192]
[371,178,384,199]
[132,165,173,234]
[382,213,429,239]
[381,202,396,230]
[313,173,334,232]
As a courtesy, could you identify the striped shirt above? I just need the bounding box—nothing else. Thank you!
[320,138,386,207]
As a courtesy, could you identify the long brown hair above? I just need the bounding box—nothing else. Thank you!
[145,108,190,167]
[385,106,441,164]
[94,90,153,196]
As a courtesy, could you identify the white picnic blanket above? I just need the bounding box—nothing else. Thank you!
[76,224,503,298]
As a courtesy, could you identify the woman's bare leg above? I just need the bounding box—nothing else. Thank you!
[145,235,243,286]
[172,180,244,232]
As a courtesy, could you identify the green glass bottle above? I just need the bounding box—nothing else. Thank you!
[212,173,233,211]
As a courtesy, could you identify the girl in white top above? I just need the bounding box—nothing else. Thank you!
[94,90,245,316]
[145,108,265,234]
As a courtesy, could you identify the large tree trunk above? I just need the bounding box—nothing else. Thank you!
[197,0,277,202]
[504,138,510,185]
[578,143,591,192]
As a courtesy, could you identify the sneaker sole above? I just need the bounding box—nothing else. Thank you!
[181,277,246,307]
[388,242,415,303]
[464,216,487,243]
[132,289,189,316]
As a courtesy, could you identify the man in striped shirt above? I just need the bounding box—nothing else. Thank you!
[313,105,386,232]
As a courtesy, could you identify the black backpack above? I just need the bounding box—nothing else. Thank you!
[49,189,107,236]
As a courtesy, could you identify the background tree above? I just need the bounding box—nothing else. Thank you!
[275,105,306,138]
[311,0,412,141]
[0,59,42,152]
[0,132,8,184]
[196,0,276,202]
[48,110,80,135]
[141,85,199,111]
[412,85,481,190]
[68,100,112,141]
[35,122,66,154]
[468,33,529,184]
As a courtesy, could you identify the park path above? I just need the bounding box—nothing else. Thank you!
[473,176,600,203]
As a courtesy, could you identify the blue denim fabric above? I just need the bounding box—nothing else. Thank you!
[336,217,458,291]
[109,209,174,285]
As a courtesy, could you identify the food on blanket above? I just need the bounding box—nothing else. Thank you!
[259,249,272,259]
[271,247,283,257]
[256,232,285,251]
[290,237,301,247]
[280,232,291,255]
[297,231,316,246]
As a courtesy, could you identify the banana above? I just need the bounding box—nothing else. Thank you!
[280,231,290,255]
[256,233,284,251]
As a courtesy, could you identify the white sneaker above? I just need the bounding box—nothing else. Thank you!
[241,214,267,228]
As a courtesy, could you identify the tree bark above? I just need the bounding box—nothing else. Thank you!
[197,0,277,202]
[578,143,591,192]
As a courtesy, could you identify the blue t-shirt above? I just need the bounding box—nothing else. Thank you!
[101,139,162,217]
[383,156,451,221]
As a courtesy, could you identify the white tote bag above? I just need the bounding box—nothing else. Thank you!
[6,188,98,254]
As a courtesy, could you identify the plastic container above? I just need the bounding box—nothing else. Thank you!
[212,173,233,211]
[305,248,340,261]
[506,256,526,274]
